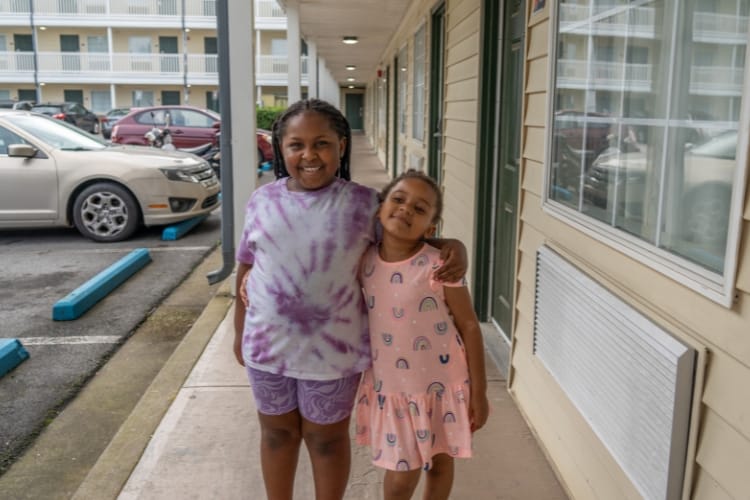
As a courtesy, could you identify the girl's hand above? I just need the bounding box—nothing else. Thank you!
[434,238,468,282]
[470,392,490,432]
[233,332,246,367]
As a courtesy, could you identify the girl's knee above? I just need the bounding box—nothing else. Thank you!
[302,426,349,457]
[261,426,302,450]
[426,454,454,477]
[384,470,421,499]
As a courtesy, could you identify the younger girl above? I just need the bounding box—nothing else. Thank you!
[233,99,466,500]
[356,170,490,500]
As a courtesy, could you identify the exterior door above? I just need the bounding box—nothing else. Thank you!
[345,93,364,130]
[13,34,33,71]
[161,90,180,105]
[60,34,80,71]
[159,36,179,73]
[490,0,524,337]
[428,2,446,184]
[63,89,83,105]
[204,37,218,73]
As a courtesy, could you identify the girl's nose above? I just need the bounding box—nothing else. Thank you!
[301,146,316,160]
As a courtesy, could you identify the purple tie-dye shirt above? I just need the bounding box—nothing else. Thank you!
[236,177,379,380]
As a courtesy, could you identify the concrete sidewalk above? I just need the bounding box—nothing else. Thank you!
[73,135,568,499]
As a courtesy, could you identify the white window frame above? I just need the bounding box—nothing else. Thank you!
[542,1,750,307]
[412,22,426,142]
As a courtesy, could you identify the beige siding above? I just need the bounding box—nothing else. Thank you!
[511,1,750,498]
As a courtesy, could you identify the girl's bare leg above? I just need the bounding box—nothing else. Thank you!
[258,410,303,500]
[383,469,421,500]
[302,416,352,500]
[422,454,454,500]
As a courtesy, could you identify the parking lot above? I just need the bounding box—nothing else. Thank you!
[0,210,222,472]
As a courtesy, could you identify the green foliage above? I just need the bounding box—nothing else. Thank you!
[256,106,285,130]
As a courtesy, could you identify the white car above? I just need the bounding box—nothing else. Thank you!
[0,110,221,242]
[583,131,737,248]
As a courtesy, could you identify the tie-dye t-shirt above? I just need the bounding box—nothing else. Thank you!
[236,177,379,380]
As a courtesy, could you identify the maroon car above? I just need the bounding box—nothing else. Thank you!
[111,105,273,166]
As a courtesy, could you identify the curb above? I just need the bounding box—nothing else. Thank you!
[0,339,29,378]
[71,279,234,500]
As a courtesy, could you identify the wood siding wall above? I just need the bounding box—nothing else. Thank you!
[512,3,750,500]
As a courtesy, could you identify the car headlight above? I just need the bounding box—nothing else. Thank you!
[160,168,200,183]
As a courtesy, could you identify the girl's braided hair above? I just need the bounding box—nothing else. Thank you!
[270,98,352,181]
[379,169,444,223]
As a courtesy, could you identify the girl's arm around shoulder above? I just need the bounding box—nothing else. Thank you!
[425,237,468,282]
[443,286,490,433]
[233,261,253,367]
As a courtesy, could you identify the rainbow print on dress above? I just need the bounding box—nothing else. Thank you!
[413,336,432,351]
[390,272,403,283]
[419,297,438,312]
[395,357,410,369]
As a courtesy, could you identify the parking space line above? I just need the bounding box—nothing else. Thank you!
[55,245,213,255]
[20,336,121,345]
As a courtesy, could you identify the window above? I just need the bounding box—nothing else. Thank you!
[397,46,408,135]
[90,90,110,113]
[412,24,426,141]
[546,0,748,305]
[132,90,154,107]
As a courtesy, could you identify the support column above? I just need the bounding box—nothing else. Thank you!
[285,1,302,103]
[307,39,318,98]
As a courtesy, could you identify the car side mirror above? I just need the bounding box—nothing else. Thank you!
[212,121,221,129]
[8,144,37,158]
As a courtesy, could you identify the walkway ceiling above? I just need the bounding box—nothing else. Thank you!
[278,0,410,88]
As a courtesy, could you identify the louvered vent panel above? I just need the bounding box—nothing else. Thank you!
[533,246,695,500]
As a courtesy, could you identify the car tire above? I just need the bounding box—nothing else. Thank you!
[682,183,731,248]
[93,121,100,135]
[73,182,141,242]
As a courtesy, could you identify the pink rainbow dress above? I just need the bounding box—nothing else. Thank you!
[355,243,473,471]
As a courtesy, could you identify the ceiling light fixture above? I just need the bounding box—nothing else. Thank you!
[346,65,356,71]
[347,85,355,89]
[342,36,358,45]
[346,77,355,82]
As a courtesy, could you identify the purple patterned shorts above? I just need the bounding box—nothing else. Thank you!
[246,367,361,425]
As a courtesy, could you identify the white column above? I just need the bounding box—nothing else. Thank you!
[227,0,257,250]
[307,39,318,98]
[107,27,116,106]
[285,1,302,103]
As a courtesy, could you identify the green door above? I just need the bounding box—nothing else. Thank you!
[161,90,180,105]
[490,0,524,337]
[64,89,83,105]
[345,93,364,130]
[13,34,33,71]
[204,37,218,73]
[159,36,179,73]
[428,2,446,184]
[60,34,80,71]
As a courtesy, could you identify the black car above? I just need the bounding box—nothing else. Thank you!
[31,102,100,134]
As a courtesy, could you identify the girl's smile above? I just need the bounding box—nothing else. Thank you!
[379,177,439,244]
[281,111,347,191]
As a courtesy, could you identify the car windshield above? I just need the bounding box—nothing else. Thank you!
[31,106,62,114]
[9,114,107,151]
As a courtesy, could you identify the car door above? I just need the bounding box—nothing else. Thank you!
[166,108,218,148]
[69,103,95,131]
[0,125,58,221]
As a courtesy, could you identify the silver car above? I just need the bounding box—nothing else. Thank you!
[0,110,221,242]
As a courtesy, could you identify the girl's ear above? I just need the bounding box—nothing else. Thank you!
[339,137,347,159]
[423,224,437,239]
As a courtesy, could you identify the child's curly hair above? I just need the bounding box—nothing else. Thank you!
[270,98,352,181]
[379,169,443,223]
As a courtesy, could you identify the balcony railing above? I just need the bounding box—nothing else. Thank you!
[557,59,652,91]
[559,4,656,37]
[256,0,284,19]
[0,51,308,85]
[690,65,744,95]
[693,12,749,44]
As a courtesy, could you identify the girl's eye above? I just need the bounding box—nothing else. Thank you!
[316,141,329,147]
[415,206,426,214]
[391,196,404,203]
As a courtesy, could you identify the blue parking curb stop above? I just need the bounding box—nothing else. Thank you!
[52,248,152,321]
[162,215,208,240]
[0,339,30,378]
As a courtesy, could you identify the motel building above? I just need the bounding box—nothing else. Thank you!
[2,1,749,499]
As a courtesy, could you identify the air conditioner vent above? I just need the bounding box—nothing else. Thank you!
[533,246,695,500]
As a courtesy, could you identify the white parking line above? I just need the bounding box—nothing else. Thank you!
[20,336,121,345]
[57,246,212,254]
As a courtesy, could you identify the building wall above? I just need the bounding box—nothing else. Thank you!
[371,0,480,270]
[511,3,750,499]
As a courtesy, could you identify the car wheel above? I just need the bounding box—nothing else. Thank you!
[93,121,100,135]
[682,183,731,248]
[73,182,141,242]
